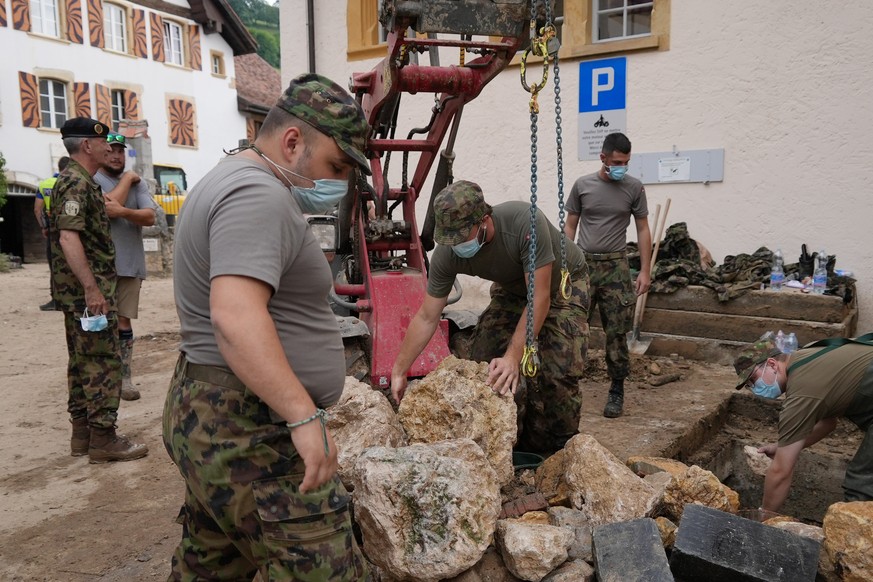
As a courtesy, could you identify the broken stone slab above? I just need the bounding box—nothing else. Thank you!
[496,520,573,582]
[656,464,740,522]
[649,372,682,387]
[327,377,408,488]
[398,356,517,488]
[535,450,571,506]
[500,492,549,520]
[592,518,673,582]
[644,471,674,499]
[445,547,521,582]
[353,439,501,582]
[542,560,595,582]
[547,507,592,562]
[626,456,690,478]
[764,519,824,544]
[563,434,659,526]
[669,504,820,582]
[655,516,678,549]
[820,501,873,582]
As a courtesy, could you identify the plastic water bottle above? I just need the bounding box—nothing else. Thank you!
[769,248,784,291]
[812,249,827,294]
[783,333,798,354]
[775,330,785,352]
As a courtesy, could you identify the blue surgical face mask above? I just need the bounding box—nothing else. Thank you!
[750,362,782,399]
[607,165,628,181]
[80,309,108,332]
[256,149,349,214]
[452,223,486,258]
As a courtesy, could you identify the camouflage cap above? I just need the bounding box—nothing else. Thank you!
[733,334,783,389]
[276,73,371,175]
[60,117,111,138]
[433,180,492,246]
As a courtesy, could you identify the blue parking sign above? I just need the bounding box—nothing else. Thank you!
[579,57,626,113]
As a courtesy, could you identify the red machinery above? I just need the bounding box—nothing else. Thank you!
[328,0,534,389]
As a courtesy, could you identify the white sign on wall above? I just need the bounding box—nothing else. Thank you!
[578,57,627,161]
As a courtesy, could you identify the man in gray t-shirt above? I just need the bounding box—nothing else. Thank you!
[565,132,651,419]
[96,133,156,401]
[163,74,370,580]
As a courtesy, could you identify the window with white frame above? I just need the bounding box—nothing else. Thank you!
[39,79,67,129]
[594,0,653,42]
[110,89,126,130]
[210,51,225,75]
[30,0,60,37]
[163,20,184,65]
[104,3,128,52]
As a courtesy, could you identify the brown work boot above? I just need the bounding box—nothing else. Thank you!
[71,417,90,456]
[119,337,141,401]
[88,426,149,464]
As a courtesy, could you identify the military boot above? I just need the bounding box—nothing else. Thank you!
[70,416,90,456]
[119,337,140,401]
[88,426,149,464]
[603,379,624,418]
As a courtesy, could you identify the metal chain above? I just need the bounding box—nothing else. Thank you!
[548,0,571,300]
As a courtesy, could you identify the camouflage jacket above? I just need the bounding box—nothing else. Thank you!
[50,159,117,311]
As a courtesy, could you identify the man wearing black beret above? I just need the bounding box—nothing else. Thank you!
[52,117,148,463]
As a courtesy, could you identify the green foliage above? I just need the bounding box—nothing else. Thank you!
[251,29,280,69]
[228,0,281,68]
[0,151,8,210]
[0,253,10,273]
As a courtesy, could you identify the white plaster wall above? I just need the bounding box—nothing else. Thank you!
[282,0,873,333]
[0,7,246,188]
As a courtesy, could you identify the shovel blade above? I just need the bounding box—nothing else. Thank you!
[627,328,653,355]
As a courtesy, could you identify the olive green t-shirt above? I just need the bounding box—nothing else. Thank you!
[565,171,648,253]
[427,201,588,299]
[778,344,873,446]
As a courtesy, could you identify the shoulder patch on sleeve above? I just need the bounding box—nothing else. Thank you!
[64,200,80,216]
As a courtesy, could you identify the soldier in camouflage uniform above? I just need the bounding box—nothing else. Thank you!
[565,132,652,418]
[164,74,371,580]
[391,181,590,453]
[52,117,149,463]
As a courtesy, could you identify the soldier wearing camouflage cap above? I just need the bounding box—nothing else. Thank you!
[392,180,593,454]
[52,116,149,463]
[733,332,873,513]
[164,73,369,579]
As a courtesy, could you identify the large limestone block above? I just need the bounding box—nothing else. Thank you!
[398,356,517,487]
[821,501,873,582]
[328,377,407,487]
[563,434,659,526]
[496,520,573,582]
[353,439,502,582]
[657,464,740,521]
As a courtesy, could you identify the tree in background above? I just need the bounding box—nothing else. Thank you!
[251,29,280,68]
[0,151,8,211]
[228,0,280,69]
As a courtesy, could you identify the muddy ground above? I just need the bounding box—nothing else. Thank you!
[0,264,861,580]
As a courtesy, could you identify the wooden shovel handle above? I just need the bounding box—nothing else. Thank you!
[638,198,672,326]
[632,203,661,331]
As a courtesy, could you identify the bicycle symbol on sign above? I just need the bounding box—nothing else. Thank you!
[593,115,609,128]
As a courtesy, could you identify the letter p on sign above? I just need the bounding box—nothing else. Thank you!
[592,67,614,107]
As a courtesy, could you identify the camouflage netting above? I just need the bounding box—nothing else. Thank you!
[627,222,856,304]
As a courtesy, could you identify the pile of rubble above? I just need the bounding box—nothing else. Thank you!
[328,356,873,581]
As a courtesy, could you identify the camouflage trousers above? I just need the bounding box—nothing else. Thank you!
[63,309,121,428]
[470,277,590,453]
[586,254,637,380]
[162,354,370,582]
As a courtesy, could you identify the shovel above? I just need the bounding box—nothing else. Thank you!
[628,197,671,355]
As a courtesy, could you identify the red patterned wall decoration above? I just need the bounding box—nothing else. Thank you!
[150,12,164,62]
[72,82,91,117]
[168,98,197,147]
[132,9,148,58]
[0,0,7,27]
[87,0,103,47]
[11,0,30,31]
[19,72,40,128]
[65,0,83,43]
[123,90,140,120]
[187,24,201,70]
[94,84,112,126]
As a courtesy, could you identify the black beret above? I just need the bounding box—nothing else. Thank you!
[60,117,111,138]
